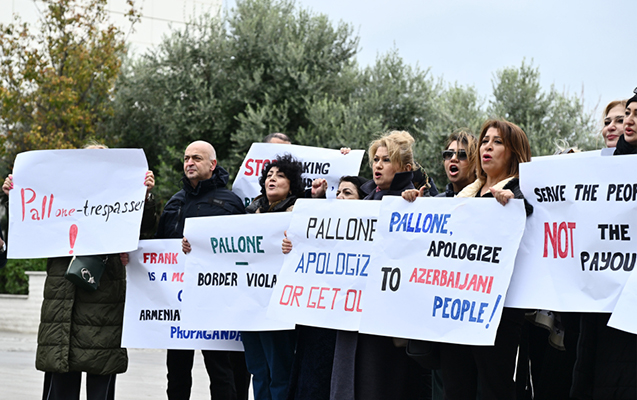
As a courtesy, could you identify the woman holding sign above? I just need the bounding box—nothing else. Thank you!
[330,131,429,400]
[2,144,157,400]
[436,120,532,400]
[601,100,627,148]
[571,89,637,399]
[243,153,304,400]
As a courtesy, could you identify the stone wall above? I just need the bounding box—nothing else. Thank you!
[0,271,44,334]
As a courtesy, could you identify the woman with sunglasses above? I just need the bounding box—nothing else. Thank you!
[438,131,478,197]
[602,100,626,148]
[437,119,532,400]
[571,88,637,399]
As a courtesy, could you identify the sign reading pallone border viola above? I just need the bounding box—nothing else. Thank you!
[267,199,380,331]
[179,213,294,332]
[122,239,244,351]
[231,143,365,206]
[359,196,526,346]
[8,149,148,259]
[505,154,637,312]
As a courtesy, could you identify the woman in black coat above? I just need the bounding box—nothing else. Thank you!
[571,89,637,400]
[440,119,533,400]
[330,130,428,400]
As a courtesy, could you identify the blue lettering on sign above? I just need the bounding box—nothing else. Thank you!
[389,212,451,234]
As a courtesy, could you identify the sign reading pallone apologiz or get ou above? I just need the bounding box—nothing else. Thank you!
[267,199,379,332]
[8,149,149,259]
[231,143,365,206]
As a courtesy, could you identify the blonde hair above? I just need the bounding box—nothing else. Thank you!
[83,140,108,150]
[368,130,416,172]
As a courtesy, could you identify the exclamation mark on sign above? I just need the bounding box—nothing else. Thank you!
[69,224,78,254]
[485,294,502,329]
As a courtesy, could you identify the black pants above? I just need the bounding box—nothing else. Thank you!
[166,349,237,400]
[42,371,116,400]
[440,310,523,400]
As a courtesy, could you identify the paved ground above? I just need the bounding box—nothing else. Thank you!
[0,330,248,399]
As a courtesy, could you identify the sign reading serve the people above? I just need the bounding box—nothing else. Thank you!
[8,149,148,259]
[505,154,637,312]
[122,239,243,351]
[231,143,365,206]
[267,199,379,331]
[179,213,294,331]
[358,196,526,345]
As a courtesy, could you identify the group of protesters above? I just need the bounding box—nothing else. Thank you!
[3,86,637,400]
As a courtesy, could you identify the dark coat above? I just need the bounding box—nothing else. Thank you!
[331,170,428,400]
[36,197,156,375]
[436,182,455,198]
[570,138,637,399]
[156,166,246,239]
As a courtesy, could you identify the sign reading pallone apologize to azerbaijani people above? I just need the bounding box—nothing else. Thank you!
[231,143,364,206]
[8,149,148,258]
[267,199,379,331]
[179,213,294,332]
[122,239,243,351]
[505,154,637,312]
[359,196,526,346]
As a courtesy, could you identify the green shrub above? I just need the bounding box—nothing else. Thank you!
[0,259,47,294]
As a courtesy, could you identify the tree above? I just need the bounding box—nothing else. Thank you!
[0,0,139,176]
[0,0,138,294]
[110,0,360,200]
[488,60,597,157]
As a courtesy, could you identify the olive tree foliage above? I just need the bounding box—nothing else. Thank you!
[111,0,359,199]
[0,0,139,177]
[488,60,598,157]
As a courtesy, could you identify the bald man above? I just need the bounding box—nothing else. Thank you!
[156,141,246,400]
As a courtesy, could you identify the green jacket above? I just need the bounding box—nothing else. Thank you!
[35,196,156,375]
[36,255,128,375]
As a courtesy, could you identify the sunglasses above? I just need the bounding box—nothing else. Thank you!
[442,149,468,161]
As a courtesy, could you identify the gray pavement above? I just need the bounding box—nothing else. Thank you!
[0,330,248,399]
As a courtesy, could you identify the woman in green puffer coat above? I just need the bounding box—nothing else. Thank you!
[3,145,157,400]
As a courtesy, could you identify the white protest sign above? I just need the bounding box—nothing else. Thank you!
[8,149,148,259]
[231,143,365,206]
[122,239,244,350]
[506,155,637,311]
[180,213,294,331]
[359,196,526,346]
[267,199,379,331]
[609,270,637,334]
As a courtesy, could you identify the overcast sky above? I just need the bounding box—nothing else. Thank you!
[2,0,633,117]
[223,0,634,117]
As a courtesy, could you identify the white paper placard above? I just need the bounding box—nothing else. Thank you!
[8,149,148,258]
[231,143,364,206]
[122,239,244,350]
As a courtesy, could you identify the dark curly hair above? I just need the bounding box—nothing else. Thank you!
[339,176,369,199]
[259,153,305,197]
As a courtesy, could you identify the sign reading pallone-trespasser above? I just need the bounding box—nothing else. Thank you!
[359,196,526,346]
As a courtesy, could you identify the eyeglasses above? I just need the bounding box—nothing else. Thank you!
[442,149,468,161]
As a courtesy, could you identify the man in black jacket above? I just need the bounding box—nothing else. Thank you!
[156,140,246,400]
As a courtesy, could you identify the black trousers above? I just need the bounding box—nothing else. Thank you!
[440,309,524,400]
[166,349,237,400]
[42,371,116,400]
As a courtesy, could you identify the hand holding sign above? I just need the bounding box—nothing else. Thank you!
[7,149,149,259]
